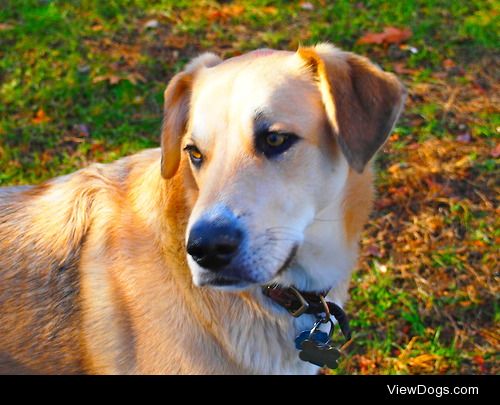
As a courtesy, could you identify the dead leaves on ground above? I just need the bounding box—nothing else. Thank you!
[92,71,145,85]
[208,5,245,22]
[84,37,148,86]
[357,26,412,45]
[349,53,499,373]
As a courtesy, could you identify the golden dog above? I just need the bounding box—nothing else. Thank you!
[0,44,405,374]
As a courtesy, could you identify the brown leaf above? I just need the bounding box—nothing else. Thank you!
[357,26,412,45]
[442,58,456,70]
[357,31,386,45]
[90,141,105,154]
[262,6,278,15]
[125,72,146,85]
[375,197,393,209]
[208,5,245,21]
[41,151,53,164]
[223,5,245,17]
[0,23,14,31]
[388,162,406,174]
[299,2,315,11]
[207,10,223,21]
[109,75,120,85]
[92,75,106,84]
[32,109,51,124]
[165,34,188,49]
[93,74,121,85]
[393,62,420,75]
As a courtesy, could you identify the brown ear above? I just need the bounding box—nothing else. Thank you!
[298,44,406,173]
[161,53,222,178]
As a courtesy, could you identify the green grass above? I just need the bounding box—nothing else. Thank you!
[0,0,497,185]
[1,0,498,374]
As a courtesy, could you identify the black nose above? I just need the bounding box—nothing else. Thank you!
[187,219,243,271]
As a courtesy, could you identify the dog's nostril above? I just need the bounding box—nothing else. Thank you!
[215,241,238,255]
[186,239,204,258]
[187,221,243,271]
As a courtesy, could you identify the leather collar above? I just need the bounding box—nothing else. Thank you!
[262,285,352,341]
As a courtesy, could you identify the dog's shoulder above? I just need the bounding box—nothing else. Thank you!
[0,148,161,373]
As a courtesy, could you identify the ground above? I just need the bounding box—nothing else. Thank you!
[0,0,498,374]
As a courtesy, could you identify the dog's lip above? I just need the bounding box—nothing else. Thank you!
[198,275,248,287]
[275,244,299,276]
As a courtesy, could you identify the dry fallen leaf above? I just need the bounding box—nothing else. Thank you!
[125,72,146,85]
[357,26,412,45]
[442,58,456,70]
[32,108,51,124]
[165,34,188,49]
[262,6,278,15]
[93,74,121,85]
[300,2,315,11]
[208,5,245,21]
[90,141,105,154]
[0,23,14,31]
[392,62,420,75]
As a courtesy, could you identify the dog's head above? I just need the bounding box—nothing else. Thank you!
[161,44,405,292]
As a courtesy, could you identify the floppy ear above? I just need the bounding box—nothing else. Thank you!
[297,44,406,173]
[161,53,222,179]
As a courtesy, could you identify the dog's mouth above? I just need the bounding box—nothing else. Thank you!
[198,275,250,290]
[197,244,299,290]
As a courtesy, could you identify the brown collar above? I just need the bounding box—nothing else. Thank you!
[262,285,352,341]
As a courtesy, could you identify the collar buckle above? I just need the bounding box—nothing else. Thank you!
[288,286,310,317]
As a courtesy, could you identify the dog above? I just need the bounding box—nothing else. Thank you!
[0,44,405,374]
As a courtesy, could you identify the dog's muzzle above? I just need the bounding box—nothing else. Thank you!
[187,218,243,271]
[187,205,251,286]
[187,205,299,288]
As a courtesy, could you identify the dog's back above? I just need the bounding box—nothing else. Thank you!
[0,163,121,373]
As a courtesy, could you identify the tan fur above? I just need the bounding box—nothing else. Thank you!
[0,44,404,374]
[343,167,375,245]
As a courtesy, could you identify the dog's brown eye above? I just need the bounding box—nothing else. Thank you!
[184,145,203,167]
[255,129,299,158]
[189,149,202,160]
[265,132,287,147]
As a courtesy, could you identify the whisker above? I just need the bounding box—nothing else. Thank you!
[313,217,342,222]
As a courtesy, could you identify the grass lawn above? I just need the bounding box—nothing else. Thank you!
[0,0,498,374]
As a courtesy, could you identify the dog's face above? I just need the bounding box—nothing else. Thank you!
[161,45,405,292]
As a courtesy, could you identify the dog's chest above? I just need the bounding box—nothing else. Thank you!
[224,311,321,374]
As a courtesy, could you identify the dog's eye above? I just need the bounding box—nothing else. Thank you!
[257,131,299,158]
[184,145,203,167]
[265,132,287,147]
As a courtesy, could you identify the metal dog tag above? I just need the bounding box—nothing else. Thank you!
[299,339,341,369]
[294,330,329,350]
[297,318,341,369]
